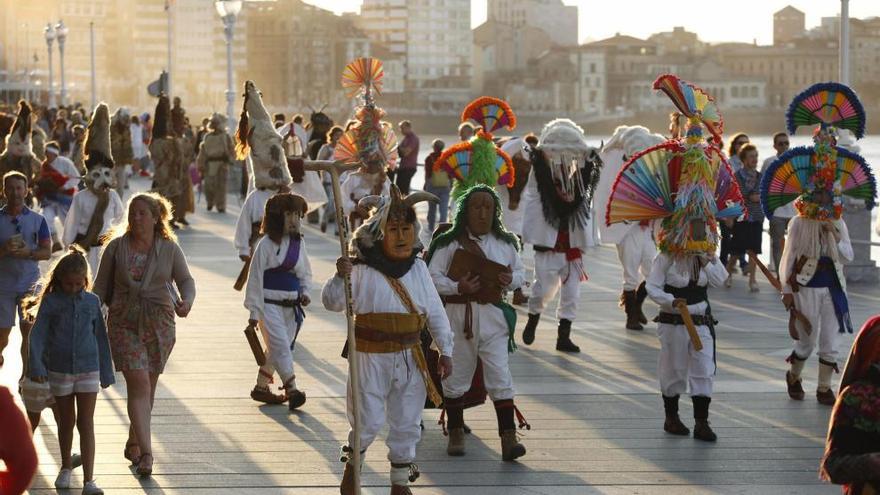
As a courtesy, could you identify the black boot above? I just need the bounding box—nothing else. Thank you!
[635,281,649,324]
[620,290,643,330]
[555,319,580,353]
[662,395,690,436]
[522,313,540,346]
[692,396,717,442]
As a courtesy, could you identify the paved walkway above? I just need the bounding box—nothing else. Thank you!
[3,176,865,494]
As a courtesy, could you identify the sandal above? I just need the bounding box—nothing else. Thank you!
[124,441,141,465]
[136,453,153,478]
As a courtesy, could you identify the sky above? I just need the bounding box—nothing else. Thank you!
[302,0,879,45]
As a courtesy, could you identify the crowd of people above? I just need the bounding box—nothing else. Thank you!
[0,63,878,495]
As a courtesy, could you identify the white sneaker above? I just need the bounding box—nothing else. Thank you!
[54,468,72,489]
[82,479,104,495]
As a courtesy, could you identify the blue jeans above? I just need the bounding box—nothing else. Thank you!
[425,185,450,233]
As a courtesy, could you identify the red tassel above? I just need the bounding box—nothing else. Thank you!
[514,406,530,431]
[438,408,448,436]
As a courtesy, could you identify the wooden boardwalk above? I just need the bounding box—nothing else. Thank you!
[3,176,863,494]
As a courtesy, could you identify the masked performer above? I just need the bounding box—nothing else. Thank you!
[233,80,295,268]
[335,58,395,231]
[607,75,745,442]
[62,103,125,275]
[519,119,602,353]
[0,101,41,196]
[244,193,311,409]
[322,185,451,495]
[197,113,235,213]
[599,125,666,330]
[425,184,527,461]
[761,82,875,406]
[149,94,185,228]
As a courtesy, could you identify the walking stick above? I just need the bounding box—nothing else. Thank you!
[747,250,812,338]
[300,158,363,494]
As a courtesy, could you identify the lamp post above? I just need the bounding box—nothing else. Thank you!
[55,20,69,106]
[44,22,55,107]
[215,0,242,128]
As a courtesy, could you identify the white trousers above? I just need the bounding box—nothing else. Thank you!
[85,246,103,282]
[791,287,840,363]
[347,349,424,464]
[616,227,655,291]
[441,304,514,401]
[258,303,301,381]
[42,202,69,236]
[657,323,714,397]
[528,251,582,320]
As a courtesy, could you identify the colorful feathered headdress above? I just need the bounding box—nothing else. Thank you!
[761,82,875,221]
[333,57,398,173]
[606,74,744,256]
[433,97,517,202]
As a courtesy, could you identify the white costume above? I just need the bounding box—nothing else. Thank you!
[322,260,453,464]
[646,253,727,398]
[40,155,80,236]
[234,188,274,257]
[428,233,523,401]
[62,188,124,273]
[497,138,526,235]
[617,225,656,291]
[340,171,391,216]
[781,217,853,367]
[245,234,312,391]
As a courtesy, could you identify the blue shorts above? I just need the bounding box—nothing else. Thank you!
[0,292,27,328]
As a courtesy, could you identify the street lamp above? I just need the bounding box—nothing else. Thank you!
[215,0,242,127]
[44,22,55,107]
[55,20,69,106]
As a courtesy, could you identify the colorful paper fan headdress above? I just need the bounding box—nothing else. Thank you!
[433,96,517,202]
[606,74,744,256]
[761,82,875,221]
[334,57,398,172]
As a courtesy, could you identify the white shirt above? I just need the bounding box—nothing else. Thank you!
[234,188,274,256]
[340,171,391,215]
[62,188,125,246]
[130,123,147,159]
[321,259,454,357]
[244,234,313,321]
[646,252,728,316]
[428,232,525,297]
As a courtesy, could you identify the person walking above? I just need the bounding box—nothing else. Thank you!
[423,139,450,232]
[92,192,195,478]
[395,121,419,194]
[27,247,114,494]
[721,132,750,272]
[726,143,763,292]
[317,126,343,233]
[761,132,792,273]
[0,171,51,369]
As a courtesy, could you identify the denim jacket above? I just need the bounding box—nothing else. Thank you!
[28,290,115,388]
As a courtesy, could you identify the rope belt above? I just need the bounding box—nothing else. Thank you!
[441,294,479,340]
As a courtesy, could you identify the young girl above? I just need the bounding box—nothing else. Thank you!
[27,246,114,495]
[244,193,312,411]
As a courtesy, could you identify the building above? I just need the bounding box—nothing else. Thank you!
[487,0,578,47]
[472,19,553,93]
[245,0,371,114]
[357,0,472,112]
[774,6,806,46]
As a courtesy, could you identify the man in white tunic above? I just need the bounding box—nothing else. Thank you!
[62,104,124,275]
[36,143,79,250]
[244,193,312,409]
[426,184,527,461]
[520,119,602,353]
[323,186,452,495]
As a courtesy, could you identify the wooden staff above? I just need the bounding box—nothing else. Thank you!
[673,299,703,351]
[301,158,363,494]
[747,250,812,338]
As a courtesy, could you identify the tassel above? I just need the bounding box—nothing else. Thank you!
[514,405,531,431]
[437,408,448,436]
[235,92,250,160]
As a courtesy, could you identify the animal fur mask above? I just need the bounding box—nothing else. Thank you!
[236,80,291,189]
[83,103,116,192]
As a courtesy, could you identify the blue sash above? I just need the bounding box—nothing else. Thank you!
[805,257,853,333]
[263,236,301,293]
